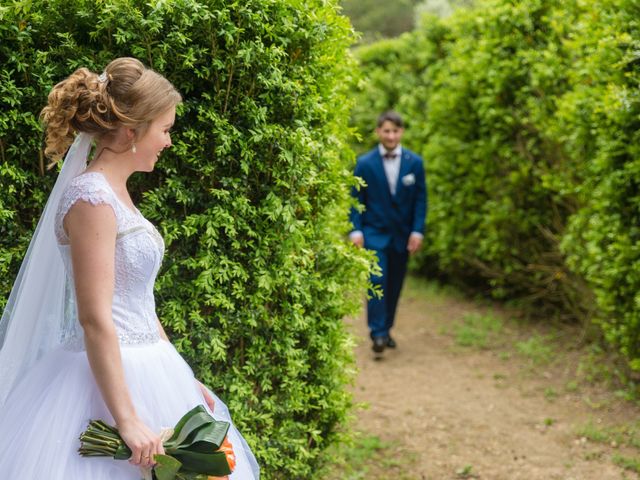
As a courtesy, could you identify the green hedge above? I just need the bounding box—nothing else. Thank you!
[352,0,640,372]
[558,0,640,370]
[353,1,590,316]
[0,1,371,477]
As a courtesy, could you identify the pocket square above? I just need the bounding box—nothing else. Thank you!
[402,173,416,186]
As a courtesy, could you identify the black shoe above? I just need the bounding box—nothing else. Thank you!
[386,336,397,349]
[372,336,386,353]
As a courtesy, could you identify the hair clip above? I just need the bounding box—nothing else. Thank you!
[98,72,108,83]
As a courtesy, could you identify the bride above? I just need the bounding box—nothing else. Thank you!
[0,57,259,479]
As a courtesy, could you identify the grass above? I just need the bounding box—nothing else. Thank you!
[443,305,557,370]
[403,275,466,302]
[323,432,419,480]
[583,450,605,461]
[575,344,638,398]
[575,419,640,450]
[498,351,511,361]
[452,312,503,349]
[578,352,640,405]
[575,420,612,443]
[565,380,579,393]
[613,454,640,474]
[515,334,555,365]
[455,464,477,478]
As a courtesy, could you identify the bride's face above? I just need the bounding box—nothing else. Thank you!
[133,106,176,172]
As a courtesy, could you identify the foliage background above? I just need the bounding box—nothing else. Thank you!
[339,0,473,45]
[339,0,420,44]
[0,0,371,478]
[349,0,640,377]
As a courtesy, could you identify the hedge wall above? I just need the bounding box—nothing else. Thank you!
[352,0,640,372]
[557,0,640,370]
[353,0,591,316]
[0,1,370,477]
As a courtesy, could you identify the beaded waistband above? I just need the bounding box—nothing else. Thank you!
[61,329,161,351]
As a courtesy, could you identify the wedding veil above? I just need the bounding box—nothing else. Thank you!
[0,133,92,406]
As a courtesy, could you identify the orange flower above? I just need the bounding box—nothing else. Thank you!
[206,436,235,479]
[218,436,236,472]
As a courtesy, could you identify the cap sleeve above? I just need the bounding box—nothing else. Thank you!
[55,173,118,244]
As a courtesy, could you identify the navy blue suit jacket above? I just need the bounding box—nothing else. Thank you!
[350,147,427,253]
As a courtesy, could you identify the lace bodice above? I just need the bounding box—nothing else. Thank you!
[55,172,164,350]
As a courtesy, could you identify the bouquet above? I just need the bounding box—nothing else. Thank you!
[79,405,236,480]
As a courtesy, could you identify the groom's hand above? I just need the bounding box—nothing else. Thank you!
[407,233,423,254]
[349,231,364,248]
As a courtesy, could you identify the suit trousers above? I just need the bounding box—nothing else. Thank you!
[367,247,409,338]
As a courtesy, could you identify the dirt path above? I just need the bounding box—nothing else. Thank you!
[339,277,640,480]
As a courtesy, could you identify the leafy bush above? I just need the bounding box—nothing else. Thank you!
[354,1,590,316]
[0,1,370,477]
[352,0,640,372]
[558,0,640,370]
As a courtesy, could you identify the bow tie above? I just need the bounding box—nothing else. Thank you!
[383,152,398,160]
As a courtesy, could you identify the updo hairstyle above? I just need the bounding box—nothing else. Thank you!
[40,57,181,162]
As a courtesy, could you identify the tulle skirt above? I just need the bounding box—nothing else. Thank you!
[0,340,259,479]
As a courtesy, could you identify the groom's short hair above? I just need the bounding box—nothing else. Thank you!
[377,111,404,128]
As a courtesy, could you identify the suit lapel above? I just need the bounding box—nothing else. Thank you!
[394,149,411,199]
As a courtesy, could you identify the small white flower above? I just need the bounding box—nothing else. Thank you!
[402,173,416,186]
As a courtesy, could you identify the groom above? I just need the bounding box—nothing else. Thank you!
[350,111,427,355]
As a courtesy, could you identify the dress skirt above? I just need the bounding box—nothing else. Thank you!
[0,340,259,479]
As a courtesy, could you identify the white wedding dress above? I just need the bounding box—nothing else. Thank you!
[0,172,259,479]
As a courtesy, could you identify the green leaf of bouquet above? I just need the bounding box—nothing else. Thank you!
[171,449,231,476]
[168,412,217,448]
[114,443,133,460]
[153,454,182,480]
[177,420,230,451]
[167,405,211,445]
[169,405,207,435]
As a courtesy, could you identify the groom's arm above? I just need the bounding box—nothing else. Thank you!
[349,160,366,246]
[412,157,427,235]
[407,159,426,254]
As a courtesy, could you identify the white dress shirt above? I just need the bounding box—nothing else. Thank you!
[379,144,402,196]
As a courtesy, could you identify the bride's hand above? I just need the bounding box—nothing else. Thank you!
[117,417,165,468]
[197,379,215,411]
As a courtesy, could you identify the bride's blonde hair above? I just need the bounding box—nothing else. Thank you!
[40,57,181,162]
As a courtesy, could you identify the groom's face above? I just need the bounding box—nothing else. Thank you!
[376,121,404,151]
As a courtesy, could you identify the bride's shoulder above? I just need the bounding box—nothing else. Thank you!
[68,170,109,188]
[55,172,120,242]
[58,172,117,217]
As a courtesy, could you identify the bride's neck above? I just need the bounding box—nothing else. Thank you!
[87,145,135,189]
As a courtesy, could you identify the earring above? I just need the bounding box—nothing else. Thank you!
[132,144,137,154]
